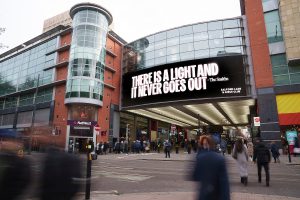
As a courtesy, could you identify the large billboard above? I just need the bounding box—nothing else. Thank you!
[122,55,247,108]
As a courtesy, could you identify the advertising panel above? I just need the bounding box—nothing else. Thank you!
[122,55,247,108]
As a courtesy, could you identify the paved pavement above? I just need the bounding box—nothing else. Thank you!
[23,151,300,200]
[74,152,300,200]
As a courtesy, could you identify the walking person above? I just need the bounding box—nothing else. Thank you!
[164,139,171,158]
[192,136,230,200]
[253,138,271,187]
[270,142,280,163]
[232,139,249,186]
[247,140,254,161]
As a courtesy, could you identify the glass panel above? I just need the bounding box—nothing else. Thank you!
[145,51,155,60]
[155,57,166,65]
[194,32,209,41]
[210,48,225,57]
[155,48,166,57]
[288,66,300,74]
[194,41,209,50]
[154,32,167,41]
[272,66,289,75]
[264,10,283,43]
[180,52,194,61]
[180,43,194,53]
[167,37,179,46]
[195,49,210,59]
[290,73,300,84]
[208,30,223,39]
[145,59,154,67]
[208,21,223,30]
[225,46,243,54]
[154,40,166,49]
[224,37,243,46]
[167,46,180,55]
[224,28,242,37]
[167,54,180,63]
[193,23,207,32]
[271,54,287,66]
[167,29,179,38]
[179,26,193,35]
[17,111,32,125]
[180,34,194,44]
[209,39,224,48]
[223,19,240,29]
[274,75,290,85]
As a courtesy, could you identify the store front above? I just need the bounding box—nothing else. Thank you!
[66,104,98,152]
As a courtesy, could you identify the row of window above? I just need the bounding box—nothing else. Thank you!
[271,54,300,85]
[66,78,104,101]
[0,88,53,110]
[0,38,57,96]
[0,108,50,127]
[73,10,109,31]
[130,28,243,53]
[146,19,241,43]
[0,69,54,96]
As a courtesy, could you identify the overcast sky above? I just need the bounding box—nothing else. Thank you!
[0,0,241,54]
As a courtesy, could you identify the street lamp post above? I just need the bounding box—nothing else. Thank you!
[28,74,40,154]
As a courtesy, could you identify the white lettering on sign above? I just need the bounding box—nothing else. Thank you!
[130,63,229,98]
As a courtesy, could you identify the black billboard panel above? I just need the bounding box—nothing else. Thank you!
[122,55,247,108]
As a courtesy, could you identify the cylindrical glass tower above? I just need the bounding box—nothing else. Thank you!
[65,3,113,106]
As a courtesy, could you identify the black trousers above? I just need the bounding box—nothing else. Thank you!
[165,150,170,158]
[257,162,270,183]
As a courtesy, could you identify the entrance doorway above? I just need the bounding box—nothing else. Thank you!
[68,137,92,153]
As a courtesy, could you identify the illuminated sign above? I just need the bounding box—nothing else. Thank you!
[122,55,247,108]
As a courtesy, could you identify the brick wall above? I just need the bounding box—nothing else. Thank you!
[244,0,274,88]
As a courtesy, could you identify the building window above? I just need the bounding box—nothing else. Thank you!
[19,93,34,107]
[264,10,283,43]
[1,114,14,126]
[17,111,32,126]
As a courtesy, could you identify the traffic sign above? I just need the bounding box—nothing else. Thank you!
[254,117,260,127]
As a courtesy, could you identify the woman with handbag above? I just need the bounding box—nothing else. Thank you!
[232,138,249,186]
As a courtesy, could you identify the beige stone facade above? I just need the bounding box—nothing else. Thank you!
[279,0,300,65]
[43,11,72,32]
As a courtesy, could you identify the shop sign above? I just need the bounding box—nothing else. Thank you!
[122,55,246,108]
[286,131,297,145]
[67,120,97,127]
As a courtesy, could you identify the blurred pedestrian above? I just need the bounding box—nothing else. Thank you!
[192,136,230,200]
[0,133,31,200]
[232,139,249,186]
[164,139,171,158]
[270,142,280,163]
[247,141,254,161]
[253,138,271,187]
[40,146,82,200]
[198,135,214,153]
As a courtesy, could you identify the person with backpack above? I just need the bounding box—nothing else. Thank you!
[163,139,171,158]
[253,138,271,187]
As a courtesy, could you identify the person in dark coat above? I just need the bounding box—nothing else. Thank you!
[192,136,230,200]
[40,146,82,200]
[253,139,271,187]
[270,142,280,163]
[0,136,31,200]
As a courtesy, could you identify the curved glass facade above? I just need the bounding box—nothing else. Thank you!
[65,5,111,106]
[123,18,245,74]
